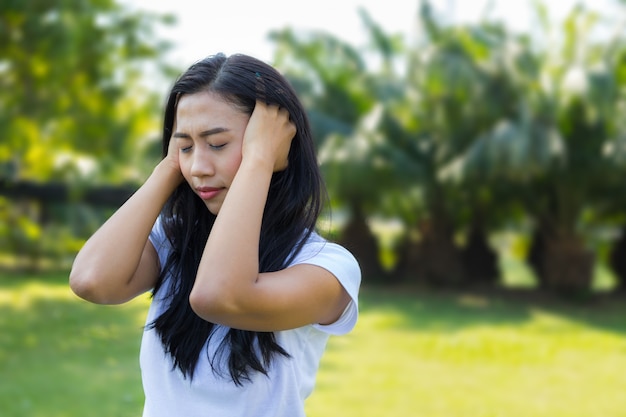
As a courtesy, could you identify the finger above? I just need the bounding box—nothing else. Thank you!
[255,71,267,104]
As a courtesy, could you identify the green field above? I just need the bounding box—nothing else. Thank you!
[2,271,626,417]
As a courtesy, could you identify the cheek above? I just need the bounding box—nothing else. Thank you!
[221,141,243,184]
[179,157,193,182]
[224,154,243,183]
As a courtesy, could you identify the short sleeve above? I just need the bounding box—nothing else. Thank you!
[148,216,170,272]
[290,234,361,335]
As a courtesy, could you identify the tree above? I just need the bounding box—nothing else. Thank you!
[270,13,406,280]
[457,2,626,292]
[375,2,527,285]
[0,0,174,268]
[271,4,509,285]
[270,0,626,292]
[0,0,174,184]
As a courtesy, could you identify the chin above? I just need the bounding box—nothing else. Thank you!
[205,202,220,215]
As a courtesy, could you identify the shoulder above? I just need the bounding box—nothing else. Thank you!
[290,232,361,335]
[290,232,360,286]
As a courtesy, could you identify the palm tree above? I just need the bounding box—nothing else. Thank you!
[272,3,513,285]
[382,2,526,285]
[270,15,404,280]
[458,3,626,292]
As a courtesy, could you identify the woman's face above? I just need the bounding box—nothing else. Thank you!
[173,91,250,215]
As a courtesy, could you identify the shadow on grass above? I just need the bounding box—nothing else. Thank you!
[358,283,626,336]
[0,272,149,417]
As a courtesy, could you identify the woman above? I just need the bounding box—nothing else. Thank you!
[69,53,361,417]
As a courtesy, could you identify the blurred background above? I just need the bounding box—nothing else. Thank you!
[4,0,626,293]
[3,1,626,416]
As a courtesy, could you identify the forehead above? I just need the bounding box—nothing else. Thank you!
[174,91,249,129]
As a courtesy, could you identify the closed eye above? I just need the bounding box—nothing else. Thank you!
[209,143,226,150]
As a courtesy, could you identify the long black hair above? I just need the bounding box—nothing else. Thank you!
[150,53,325,385]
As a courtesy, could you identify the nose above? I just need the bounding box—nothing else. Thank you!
[190,147,215,178]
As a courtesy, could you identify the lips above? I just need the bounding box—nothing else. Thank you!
[195,186,223,200]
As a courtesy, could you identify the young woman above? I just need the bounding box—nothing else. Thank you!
[69,53,361,417]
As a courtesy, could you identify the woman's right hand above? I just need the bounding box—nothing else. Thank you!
[242,101,296,172]
[159,135,185,184]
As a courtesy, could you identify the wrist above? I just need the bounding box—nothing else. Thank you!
[239,153,276,174]
[152,159,184,190]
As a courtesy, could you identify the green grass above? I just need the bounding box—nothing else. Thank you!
[309,286,626,417]
[2,272,626,417]
[0,272,150,417]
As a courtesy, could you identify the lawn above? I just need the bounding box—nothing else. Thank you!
[2,271,626,417]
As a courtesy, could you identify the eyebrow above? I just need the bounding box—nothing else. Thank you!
[173,127,229,139]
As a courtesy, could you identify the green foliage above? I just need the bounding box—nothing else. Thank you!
[0,0,173,183]
[0,0,175,266]
[271,0,626,290]
[271,27,376,145]
[457,2,626,222]
[271,9,409,220]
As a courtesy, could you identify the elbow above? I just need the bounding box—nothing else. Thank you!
[189,285,239,323]
[69,268,114,304]
[69,269,96,301]
[189,287,218,321]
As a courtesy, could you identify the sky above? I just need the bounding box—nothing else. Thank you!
[123,0,621,69]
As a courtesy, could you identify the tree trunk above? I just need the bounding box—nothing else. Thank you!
[393,232,422,283]
[529,230,594,293]
[339,207,384,282]
[527,228,547,288]
[418,218,466,285]
[609,225,626,291]
[461,226,500,285]
[395,217,466,286]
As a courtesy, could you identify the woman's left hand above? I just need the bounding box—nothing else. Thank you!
[242,101,296,172]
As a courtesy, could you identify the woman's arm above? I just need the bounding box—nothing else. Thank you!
[69,153,183,305]
[189,102,351,331]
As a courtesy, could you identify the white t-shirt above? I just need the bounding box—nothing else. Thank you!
[140,217,361,417]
